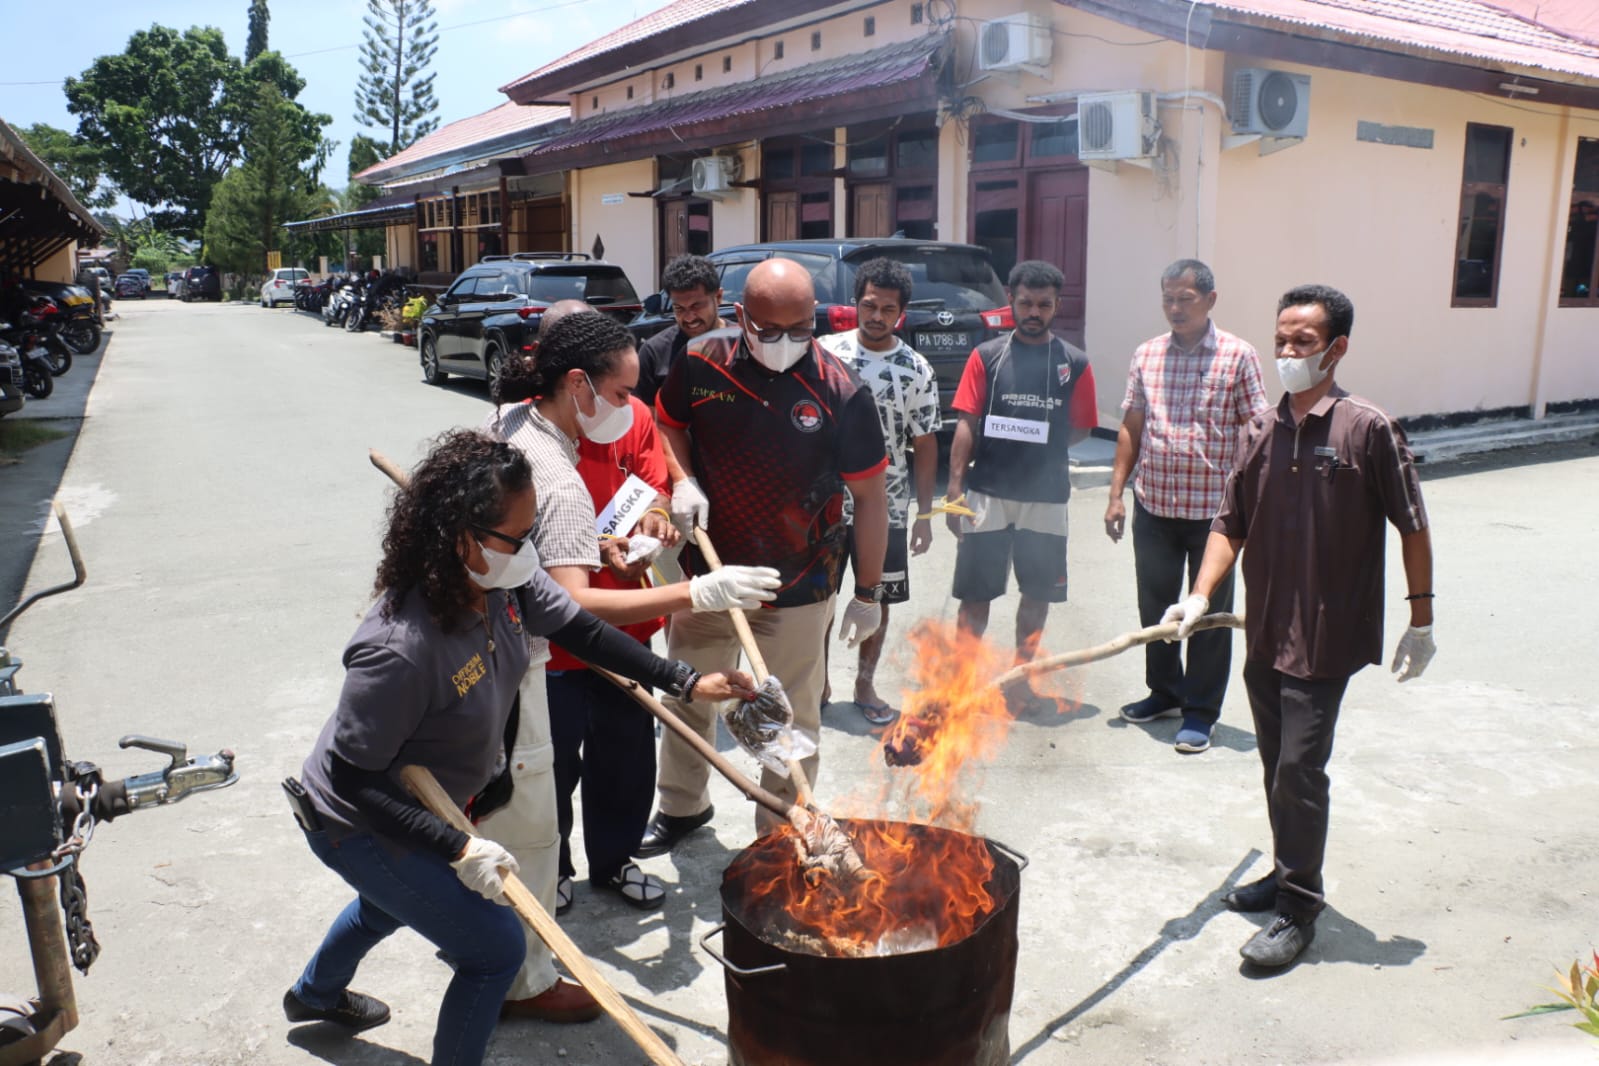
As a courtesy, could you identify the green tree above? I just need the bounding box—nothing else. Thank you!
[15,124,117,210]
[246,0,270,62]
[64,26,324,237]
[354,0,439,155]
[203,80,332,274]
[347,134,387,210]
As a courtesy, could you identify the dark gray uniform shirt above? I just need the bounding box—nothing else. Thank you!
[300,572,580,840]
[1213,387,1428,680]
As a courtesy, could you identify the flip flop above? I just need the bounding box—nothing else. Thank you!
[857,699,898,726]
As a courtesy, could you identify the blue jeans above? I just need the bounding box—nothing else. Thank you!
[291,829,525,1066]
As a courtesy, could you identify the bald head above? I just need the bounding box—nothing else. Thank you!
[740,258,816,332]
[538,298,594,340]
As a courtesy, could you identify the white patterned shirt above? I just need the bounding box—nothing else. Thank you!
[819,331,942,527]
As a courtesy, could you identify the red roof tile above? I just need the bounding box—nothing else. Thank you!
[355,101,568,181]
[500,0,748,95]
[1208,0,1599,80]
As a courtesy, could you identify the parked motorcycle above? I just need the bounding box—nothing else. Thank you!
[295,276,335,313]
[1,288,72,376]
[321,275,360,328]
[0,339,24,419]
[0,505,239,1064]
[20,281,99,358]
[0,320,56,400]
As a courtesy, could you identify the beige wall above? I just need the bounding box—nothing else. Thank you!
[571,158,657,296]
[711,144,760,253]
[37,244,77,284]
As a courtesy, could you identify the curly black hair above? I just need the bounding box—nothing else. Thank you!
[661,254,719,295]
[1008,259,1065,293]
[495,310,634,406]
[374,429,532,632]
[852,256,913,307]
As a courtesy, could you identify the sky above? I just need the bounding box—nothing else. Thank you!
[0,0,652,211]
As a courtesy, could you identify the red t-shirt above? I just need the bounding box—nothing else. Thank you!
[656,327,888,607]
[548,396,671,672]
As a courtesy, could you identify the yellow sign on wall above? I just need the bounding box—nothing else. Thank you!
[266,251,282,271]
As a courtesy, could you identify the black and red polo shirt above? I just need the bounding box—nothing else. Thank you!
[656,327,888,607]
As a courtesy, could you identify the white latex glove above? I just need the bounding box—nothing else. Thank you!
[672,477,710,531]
[1390,625,1436,682]
[449,837,519,904]
[689,565,781,612]
[837,596,882,648]
[624,534,663,565]
[1160,593,1210,641]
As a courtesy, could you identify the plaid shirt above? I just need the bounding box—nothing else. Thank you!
[484,402,600,571]
[1122,322,1268,520]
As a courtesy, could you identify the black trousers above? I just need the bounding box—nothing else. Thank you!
[548,669,657,885]
[1242,659,1350,921]
[1133,499,1236,723]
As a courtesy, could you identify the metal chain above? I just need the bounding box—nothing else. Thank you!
[54,777,102,973]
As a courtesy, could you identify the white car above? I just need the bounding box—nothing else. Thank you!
[260,268,310,307]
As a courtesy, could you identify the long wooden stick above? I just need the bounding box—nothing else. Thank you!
[591,667,793,818]
[399,766,684,1066]
[991,613,1246,688]
[690,527,816,806]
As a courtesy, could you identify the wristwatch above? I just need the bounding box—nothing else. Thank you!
[854,583,885,604]
[665,660,702,703]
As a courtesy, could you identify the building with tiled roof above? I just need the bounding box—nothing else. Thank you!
[481,0,1599,423]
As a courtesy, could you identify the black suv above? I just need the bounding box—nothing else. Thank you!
[180,265,221,302]
[419,254,642,392]
[632,238,1012,414]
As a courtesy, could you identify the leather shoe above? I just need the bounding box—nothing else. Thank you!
[283,988,391,1032]
[501,978,602,1023]
[634,806,714,858]
[1223,873,1278,913]
[1240,912,1315,968]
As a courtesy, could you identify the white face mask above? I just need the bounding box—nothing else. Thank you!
[468,537,540,590]
[575,373,634,444]
[1276,345,1334,394]
[744,327,809,373]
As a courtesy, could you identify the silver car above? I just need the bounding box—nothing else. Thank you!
[259,268,310,308]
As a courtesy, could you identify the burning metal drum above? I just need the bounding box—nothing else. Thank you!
[704,818,1026,1066]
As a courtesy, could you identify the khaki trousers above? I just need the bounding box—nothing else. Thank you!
[657,598,833,834]
[477,653,560,1001]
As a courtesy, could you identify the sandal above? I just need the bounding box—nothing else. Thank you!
[857,698,898,726]
[556,875,573,916]
[601,863,665,911]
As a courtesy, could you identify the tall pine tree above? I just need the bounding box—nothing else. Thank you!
[353,0,439,156]
[246,0,270,62]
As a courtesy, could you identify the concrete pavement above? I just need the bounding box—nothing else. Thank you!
[1,298,1595,1065]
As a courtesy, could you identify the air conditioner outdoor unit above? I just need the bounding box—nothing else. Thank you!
[691,155,737,196]
[1076,91,1157,161]
[978,13,1053,75]
[1230,68,1311,138]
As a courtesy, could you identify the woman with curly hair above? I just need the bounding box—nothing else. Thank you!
[283,429,753,1065]
[486,309,780,941]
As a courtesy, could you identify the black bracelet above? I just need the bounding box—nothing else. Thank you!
[1404,592,1434,601]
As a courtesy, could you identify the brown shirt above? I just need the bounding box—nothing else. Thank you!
[1212,387,1428,680]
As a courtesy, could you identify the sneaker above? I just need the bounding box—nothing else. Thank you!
[1121,694,1180,723]
[1174,716,1212,753]
[282,988,391,1032]
[1223,873,1280,912]
[500,978,602,1023]
[556,875,573,916]
[1240,912,1316,968]
[600,862,666,910]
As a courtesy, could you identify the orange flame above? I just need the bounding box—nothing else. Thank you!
[729,819,997,956]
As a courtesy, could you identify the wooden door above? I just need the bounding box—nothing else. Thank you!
[661,200,690,266]
[765,191,799,242]
[850,182,893,238]
[1024,168,1088,348]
